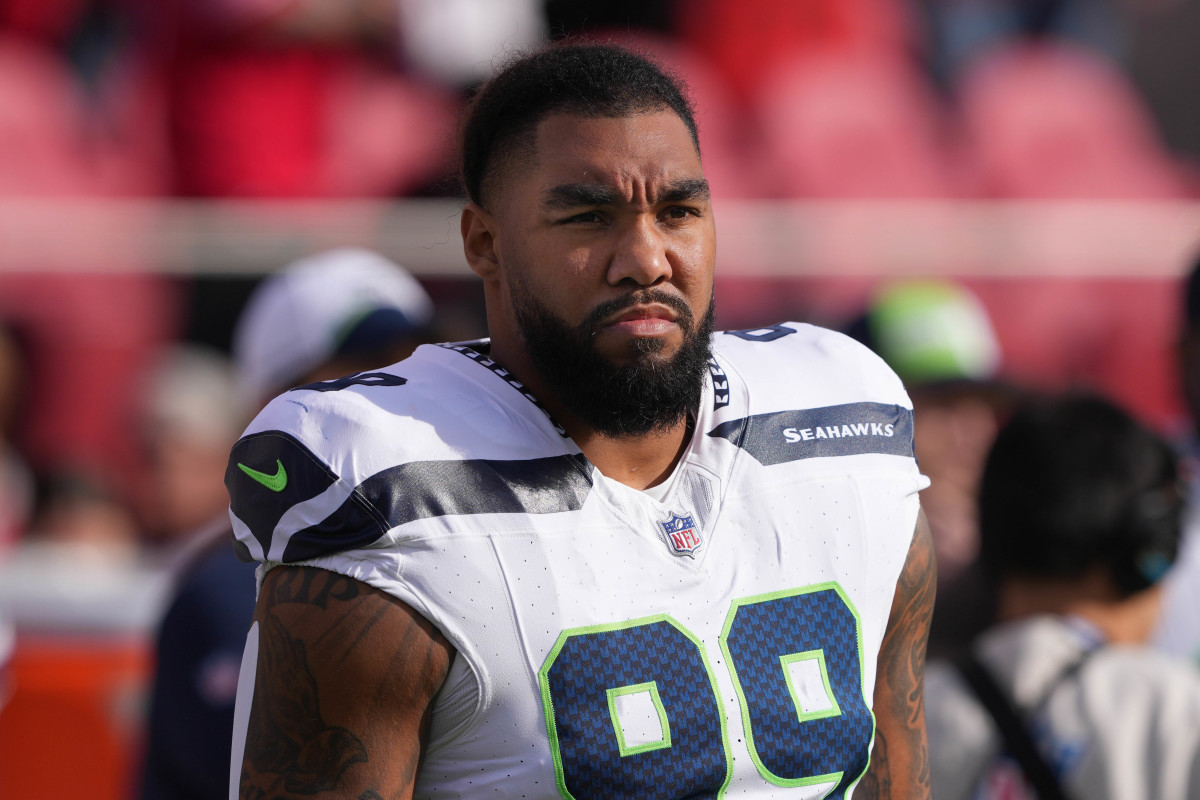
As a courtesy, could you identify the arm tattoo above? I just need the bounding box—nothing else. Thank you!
[240,567,453,799]
[266,567,362,610]
[859,726,892,799]
[860,514,936,799]
[246,615,368,795]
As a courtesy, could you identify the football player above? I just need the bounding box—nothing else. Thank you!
[228,43,934,799]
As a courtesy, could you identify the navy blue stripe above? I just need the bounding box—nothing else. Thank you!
[708,358,731,410]
[281,453,593,562]
[227,431,340,560]
[707,402,914,466]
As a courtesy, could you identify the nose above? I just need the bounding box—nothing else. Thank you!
[606,216,672,287]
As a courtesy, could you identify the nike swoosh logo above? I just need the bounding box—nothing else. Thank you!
[238,459,288,492]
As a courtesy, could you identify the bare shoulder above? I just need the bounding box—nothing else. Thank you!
[858,510,936,800]
[239,565,454,800]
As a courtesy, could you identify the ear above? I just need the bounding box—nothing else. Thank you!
[461,202,500,280]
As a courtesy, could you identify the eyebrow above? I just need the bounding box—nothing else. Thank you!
[658,179,711,204]
[542,183,620,210]
[541,178,711,210]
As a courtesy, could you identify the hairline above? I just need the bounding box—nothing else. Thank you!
[479,104,701,211]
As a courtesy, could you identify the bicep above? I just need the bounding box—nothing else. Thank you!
[235,566,453,800]
[859,508,936,800]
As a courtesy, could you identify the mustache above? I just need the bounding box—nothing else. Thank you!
[582,290,695,336]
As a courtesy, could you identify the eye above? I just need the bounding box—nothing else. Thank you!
[661,206,701,222]
[561,211,605,225]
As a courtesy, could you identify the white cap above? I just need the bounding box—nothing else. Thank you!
[232,248,434,406]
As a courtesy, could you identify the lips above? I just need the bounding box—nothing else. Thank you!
[599,305,680,338]
[582,291,694,338]
[605,303,678,326]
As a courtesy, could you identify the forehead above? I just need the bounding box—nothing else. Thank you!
[522,111,704,198]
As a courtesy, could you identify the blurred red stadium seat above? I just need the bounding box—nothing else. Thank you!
[966,278,1182,428]
[0,36,175,486]
[754,52,968,198]
[0,34,163,196]
[675,0,919,107]
[957,41,1186,199]
[0,0,87,44]
[0,36,98,196]
[323,61,460,197]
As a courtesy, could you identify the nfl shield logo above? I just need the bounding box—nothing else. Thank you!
[659,512,703,558]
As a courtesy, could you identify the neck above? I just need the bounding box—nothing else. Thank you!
[996,571,1163,644]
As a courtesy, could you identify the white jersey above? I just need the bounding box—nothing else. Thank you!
[926,615,1200,800]
[228,322,927,799]
[1154,452,1200,662]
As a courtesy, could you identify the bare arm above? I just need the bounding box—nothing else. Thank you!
[859,509,936,800]
[238,566,453,800]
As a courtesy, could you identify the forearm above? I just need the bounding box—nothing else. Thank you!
[859,510,936,799]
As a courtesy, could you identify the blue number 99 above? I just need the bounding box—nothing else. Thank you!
[540,585,872,798]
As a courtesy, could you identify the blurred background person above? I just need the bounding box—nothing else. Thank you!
[925,392,1199,800]
[135,345,242,553]
[135,343,253,800]
[846,279,1025,656]
[1153,251,1200,663]
[230,247,435,407]
[138,247,437,800]
[26,468,142,562]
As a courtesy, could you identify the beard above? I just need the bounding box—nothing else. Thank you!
[511,284,715,439]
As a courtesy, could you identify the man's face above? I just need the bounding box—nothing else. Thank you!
[482,110,718,435]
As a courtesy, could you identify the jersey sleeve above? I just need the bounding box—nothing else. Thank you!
[713,322,928,479]
[802,321,918,412]
[225,362,588,568]
[225,394,391,565]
